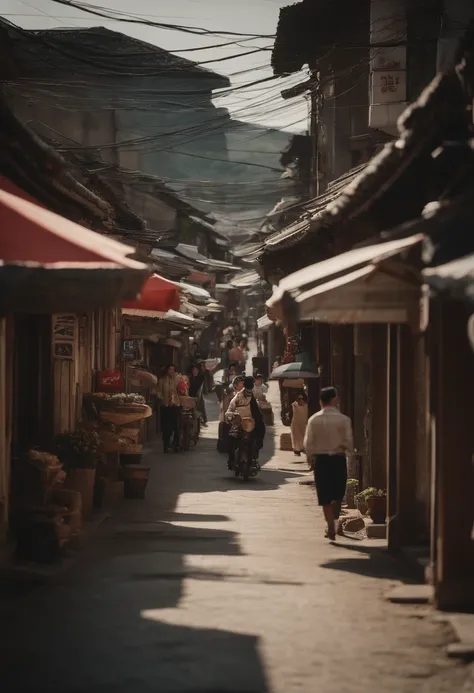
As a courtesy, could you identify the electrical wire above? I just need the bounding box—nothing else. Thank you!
[47,0,276,39]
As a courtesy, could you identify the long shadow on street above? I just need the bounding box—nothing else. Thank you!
[1,396,273,692]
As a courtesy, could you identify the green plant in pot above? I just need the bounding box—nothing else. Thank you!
[55,429,100,519]
[345,478,359,509]
[356,487,387,524]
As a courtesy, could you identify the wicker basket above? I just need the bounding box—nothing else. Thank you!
[101,441,122,453]
[119,443,142,455]
[119,429,140,443]
[179,396,196,409]
[280,433,292,451]
[99,404,151,427]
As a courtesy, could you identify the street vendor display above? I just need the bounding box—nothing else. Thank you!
[83,392,152,497]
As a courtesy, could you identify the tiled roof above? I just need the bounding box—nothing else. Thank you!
[262,165,367,253]
[261,60,471,272]
[271,0,368,76]
[0,21,230,86]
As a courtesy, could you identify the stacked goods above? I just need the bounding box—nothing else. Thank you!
[11,451,83,562]
[88,392,146,407]
[27,450,65,498]
[279,433,292,451]
[83,393,152,495]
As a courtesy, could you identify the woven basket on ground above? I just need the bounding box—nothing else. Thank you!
[119,428,140,442]
[119,443,142,455]
[280,432,292,451]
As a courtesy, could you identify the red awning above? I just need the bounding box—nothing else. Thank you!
[122,273,180,312]
[0,186,144,268]
[0,181,149,314]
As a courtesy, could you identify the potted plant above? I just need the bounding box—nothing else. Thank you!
[55,428,100,519]
[120,464,151,499]
[356,487,387,524]
[345,478,359,509]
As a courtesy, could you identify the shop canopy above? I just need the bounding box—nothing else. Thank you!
[122,307,206,330]
[177,281,212,303]
[423,253,474,304]
[0,185,148,314]
[122,273,180,313]
[267,234,424,327]
[230,269,262,288]
[257,314,274,331]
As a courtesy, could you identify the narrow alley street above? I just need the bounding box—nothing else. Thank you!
[1,387,472,693]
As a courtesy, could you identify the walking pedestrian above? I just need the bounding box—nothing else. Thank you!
[197,362,210,426]
[290,393,308,457]
[253,374,268,402]
[229,340,244,365]
[304,386,353,540]
[157,364,182,453]
[220,340,233,370]
[189,364,207,426]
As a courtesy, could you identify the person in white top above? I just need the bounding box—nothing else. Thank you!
[226,376,265,468]
[253,374,268,403]
[304,386,354,541]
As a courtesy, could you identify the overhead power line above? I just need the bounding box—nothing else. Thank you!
[46,1,276,39]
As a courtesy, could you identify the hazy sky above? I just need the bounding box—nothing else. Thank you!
[0,0,308,131]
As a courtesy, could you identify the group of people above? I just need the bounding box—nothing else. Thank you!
[156,359,211,453]
[156,343,353,541]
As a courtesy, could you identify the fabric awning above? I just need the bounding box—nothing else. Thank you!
[122,308,166,319]
[177,281,212,303]
[423,253,474,303]
[122,273,180,312]
[0,187,143,266]
[257,314,274,331]
[267,234,424,326]
[0,187,148,314]
[175,244,236,271]
[122,307,206,330]
[230,270,262,288]
[215,283,236,292]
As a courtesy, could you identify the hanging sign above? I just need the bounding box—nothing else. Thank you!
[52,314,76,360]
[121,339,139,361]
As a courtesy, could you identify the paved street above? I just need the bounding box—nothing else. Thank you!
[1,389,473,693]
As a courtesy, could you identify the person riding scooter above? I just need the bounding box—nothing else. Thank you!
[226,376,265,468]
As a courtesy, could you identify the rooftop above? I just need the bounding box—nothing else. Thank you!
[0,21,230,87]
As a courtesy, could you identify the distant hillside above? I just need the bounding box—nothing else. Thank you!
[163,118,294,237]
[226,120,294,172]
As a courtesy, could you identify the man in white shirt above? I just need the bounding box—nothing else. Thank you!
[304,386,354,540]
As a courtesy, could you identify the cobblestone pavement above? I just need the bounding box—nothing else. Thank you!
[2,388,473,693]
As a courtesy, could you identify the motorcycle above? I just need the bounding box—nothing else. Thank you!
[228,414,260,481]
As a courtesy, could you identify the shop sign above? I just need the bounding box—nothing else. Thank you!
[52,314,76,360]
[121,339,139,361]
[97,369,123,392]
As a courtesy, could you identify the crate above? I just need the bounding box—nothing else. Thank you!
[279,433,292,451]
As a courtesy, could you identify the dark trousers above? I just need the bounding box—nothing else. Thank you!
[313,454,347,506]
[196,393,207,423]
[161,406,180,451]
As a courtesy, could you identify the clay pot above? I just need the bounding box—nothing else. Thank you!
[120,465,151,499]
[367,496,387,524]
[65,468,96,519]
[119,452,143,466]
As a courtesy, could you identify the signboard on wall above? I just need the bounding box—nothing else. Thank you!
[52,314,76,360]
[97,369,123,392]
[121,339,139,361]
